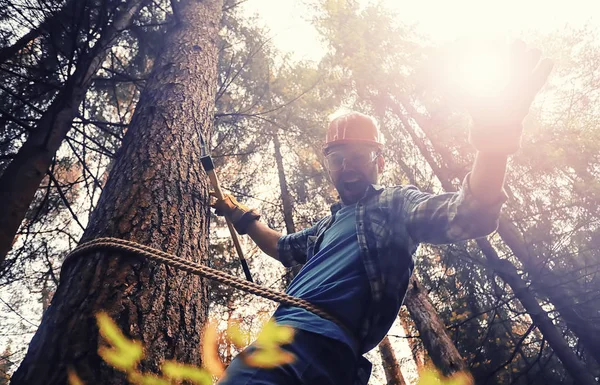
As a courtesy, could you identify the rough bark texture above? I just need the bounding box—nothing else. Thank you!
[396,98,599,384]
[10,0,222,383]
[378,335,407,385]
[404,277,468,376]
[398,308,425,369]
[0,0,146,265]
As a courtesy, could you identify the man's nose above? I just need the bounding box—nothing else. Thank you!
[341,159,357,172]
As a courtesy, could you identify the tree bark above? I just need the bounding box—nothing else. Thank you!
[0,0,146,266]
[273,133,296,235]
[404,277,468,376]
[398,307,425,370]
[273,132,301,285]
[378,335,407,385]
[10,0,223,383]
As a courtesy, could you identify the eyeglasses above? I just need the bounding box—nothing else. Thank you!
[324,149,378,171]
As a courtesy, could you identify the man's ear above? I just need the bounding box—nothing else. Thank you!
[377,155,385,173]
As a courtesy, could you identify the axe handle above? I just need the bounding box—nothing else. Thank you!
[206,169,253,283]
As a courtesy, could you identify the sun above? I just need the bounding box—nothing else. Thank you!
[454,46,510,97]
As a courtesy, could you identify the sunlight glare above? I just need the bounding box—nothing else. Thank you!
[454,46,510,97]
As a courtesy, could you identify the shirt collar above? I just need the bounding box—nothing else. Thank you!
[330,184,385,214]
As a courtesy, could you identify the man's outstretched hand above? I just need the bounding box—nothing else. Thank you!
[468,40,554,154]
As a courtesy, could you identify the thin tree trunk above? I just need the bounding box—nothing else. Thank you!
[475,238,598,385]
[379,335,407,385]
[393,98,599,385]
[273,132,301,285]
[0,0,146,265]
[273,133,295,235]
[404,277,468,376]
[496,218,600,364]
[10,0,222,383]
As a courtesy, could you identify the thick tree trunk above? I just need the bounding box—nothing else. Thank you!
[378,335,407,385]
[0,0,146,265]
[394,98,599,385]
[10,0,223,383]
[398,308,425,370]
[404,277,468,376]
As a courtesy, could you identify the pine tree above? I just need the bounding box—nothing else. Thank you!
[9,0,223,383]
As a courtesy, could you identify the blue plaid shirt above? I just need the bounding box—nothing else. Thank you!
[277,175,506,382]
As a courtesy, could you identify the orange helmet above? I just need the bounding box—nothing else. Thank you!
[323,112,384,153]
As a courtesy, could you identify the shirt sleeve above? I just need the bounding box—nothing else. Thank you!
[401,173,507,245]
[276,224,318,267]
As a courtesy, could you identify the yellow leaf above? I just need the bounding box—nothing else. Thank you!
[67,368,85,385]
[201,320,225,377]
[162,360,213,385]
[128,372,171,385]
[255,321,294,348]
[417,366,473,385]
[244,347,295,369]
[96,312,144,372]
[226,320,250,349]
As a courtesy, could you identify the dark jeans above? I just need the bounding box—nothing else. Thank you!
[217,329,357,385]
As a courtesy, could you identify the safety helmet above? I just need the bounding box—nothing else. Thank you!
[323,112,384,153]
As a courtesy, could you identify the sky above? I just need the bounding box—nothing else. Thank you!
[240,0,600,62]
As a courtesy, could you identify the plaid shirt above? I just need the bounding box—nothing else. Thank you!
[277,175,506,381]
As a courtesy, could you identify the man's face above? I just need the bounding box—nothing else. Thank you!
[325,143,384,205]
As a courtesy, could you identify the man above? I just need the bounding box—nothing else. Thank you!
[214,41,553,385]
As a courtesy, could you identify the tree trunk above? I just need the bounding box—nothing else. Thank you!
[273,133,296,235]
[398,307,425,370]
[404,277,468,376]
[496,217,600,365]
[394,98,599,385]
[378,335,407,385]
[273,132,301,285]
[475,238,598,385]
[10,0,222,383]
[0,0,146,265]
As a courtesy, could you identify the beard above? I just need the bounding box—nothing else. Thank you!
[334,170,370,204]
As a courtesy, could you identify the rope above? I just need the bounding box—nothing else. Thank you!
[63,237,344,327]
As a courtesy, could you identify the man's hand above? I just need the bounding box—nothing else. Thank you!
[468,40,554,154]
[210,193,260,234]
